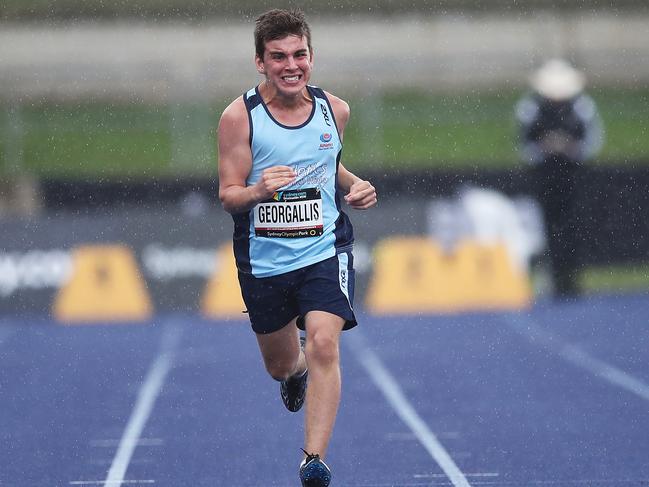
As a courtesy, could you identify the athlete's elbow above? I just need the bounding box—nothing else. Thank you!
[219,184,259,214]
[218,189,236,214]
[219,192,249,215]
[220,198,238,215]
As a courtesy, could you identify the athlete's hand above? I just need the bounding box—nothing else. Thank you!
[254,165,296,200]
[344,180,377,210]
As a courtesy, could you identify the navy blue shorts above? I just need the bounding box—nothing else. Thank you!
[238,251,357,335]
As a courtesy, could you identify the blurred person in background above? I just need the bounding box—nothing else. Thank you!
[515,59,604,298]
[217,8,377,487]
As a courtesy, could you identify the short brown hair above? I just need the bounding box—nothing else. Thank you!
[254,8,312,59]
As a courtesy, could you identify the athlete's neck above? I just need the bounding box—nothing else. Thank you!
[259,80,311,110]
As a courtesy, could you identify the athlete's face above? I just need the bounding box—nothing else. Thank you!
[256,35,313,97]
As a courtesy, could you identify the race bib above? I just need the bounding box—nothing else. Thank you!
[254,188,323,238]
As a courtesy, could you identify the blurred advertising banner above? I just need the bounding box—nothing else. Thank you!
[0,193,535,323]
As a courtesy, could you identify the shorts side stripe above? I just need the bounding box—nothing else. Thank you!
[337,252,353,310]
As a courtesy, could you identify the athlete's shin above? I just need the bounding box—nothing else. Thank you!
[304,355,341,458]
[303,313,344,458]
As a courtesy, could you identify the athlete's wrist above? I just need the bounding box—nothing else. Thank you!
[250,182,271,205]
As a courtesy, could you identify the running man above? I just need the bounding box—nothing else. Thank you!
[217,8,377,487]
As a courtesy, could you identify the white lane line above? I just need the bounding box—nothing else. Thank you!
[90,438,165,448]
[414,472,499,478]
[505,313,649,403]
[103,324,182,487]
[72,481,154,485]
[346,331,473,487]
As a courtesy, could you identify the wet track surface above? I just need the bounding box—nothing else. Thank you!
[2,293,649,486]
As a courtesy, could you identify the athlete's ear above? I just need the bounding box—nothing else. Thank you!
[255,55,266,75]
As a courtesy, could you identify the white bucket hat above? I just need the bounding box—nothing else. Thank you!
[530,59,586,100]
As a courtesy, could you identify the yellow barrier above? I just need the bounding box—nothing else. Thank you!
[51,237,530,322]
[365,237,531,314]
[201,243,247,320]
[53,245,153,324]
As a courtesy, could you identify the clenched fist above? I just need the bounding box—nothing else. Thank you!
[254,165,297,200]
[344,180,377,210]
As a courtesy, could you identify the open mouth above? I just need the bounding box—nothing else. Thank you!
[282,75,302,83]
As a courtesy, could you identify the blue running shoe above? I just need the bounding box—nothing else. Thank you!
[280,337,308,412]
[299,450,331,487]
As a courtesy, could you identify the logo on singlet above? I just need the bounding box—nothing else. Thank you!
[320,105,331,126]
[319,132,334,151]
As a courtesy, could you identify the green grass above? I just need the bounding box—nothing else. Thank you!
[1,88,648,180]
[342,91,520,169]
[1,100,223,179]
[591,88,649,162]
[580,264,649,294]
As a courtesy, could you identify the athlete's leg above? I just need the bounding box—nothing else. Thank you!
[302,310,345,458]
[256,317,307,381]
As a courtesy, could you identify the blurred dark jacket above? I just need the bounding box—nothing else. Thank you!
[515,91,603,165]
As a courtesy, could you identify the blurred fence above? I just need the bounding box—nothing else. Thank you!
[1,14,648,101]
[1,0,648,20]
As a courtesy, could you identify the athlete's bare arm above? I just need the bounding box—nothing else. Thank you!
[327,92,378,210]
[217,97,296,214]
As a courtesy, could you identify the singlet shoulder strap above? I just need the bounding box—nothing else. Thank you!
[308,85,327,101]
[243,87,262,111]
[242,88,262,147]
[307,85,339,132]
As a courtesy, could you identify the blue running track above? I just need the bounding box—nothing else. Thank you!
[2,293,649,486]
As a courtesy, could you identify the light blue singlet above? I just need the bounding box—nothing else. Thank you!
[231,85,354,278]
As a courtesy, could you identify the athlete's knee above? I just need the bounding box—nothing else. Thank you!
[306,330,339,367]
[265,361,295,381]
